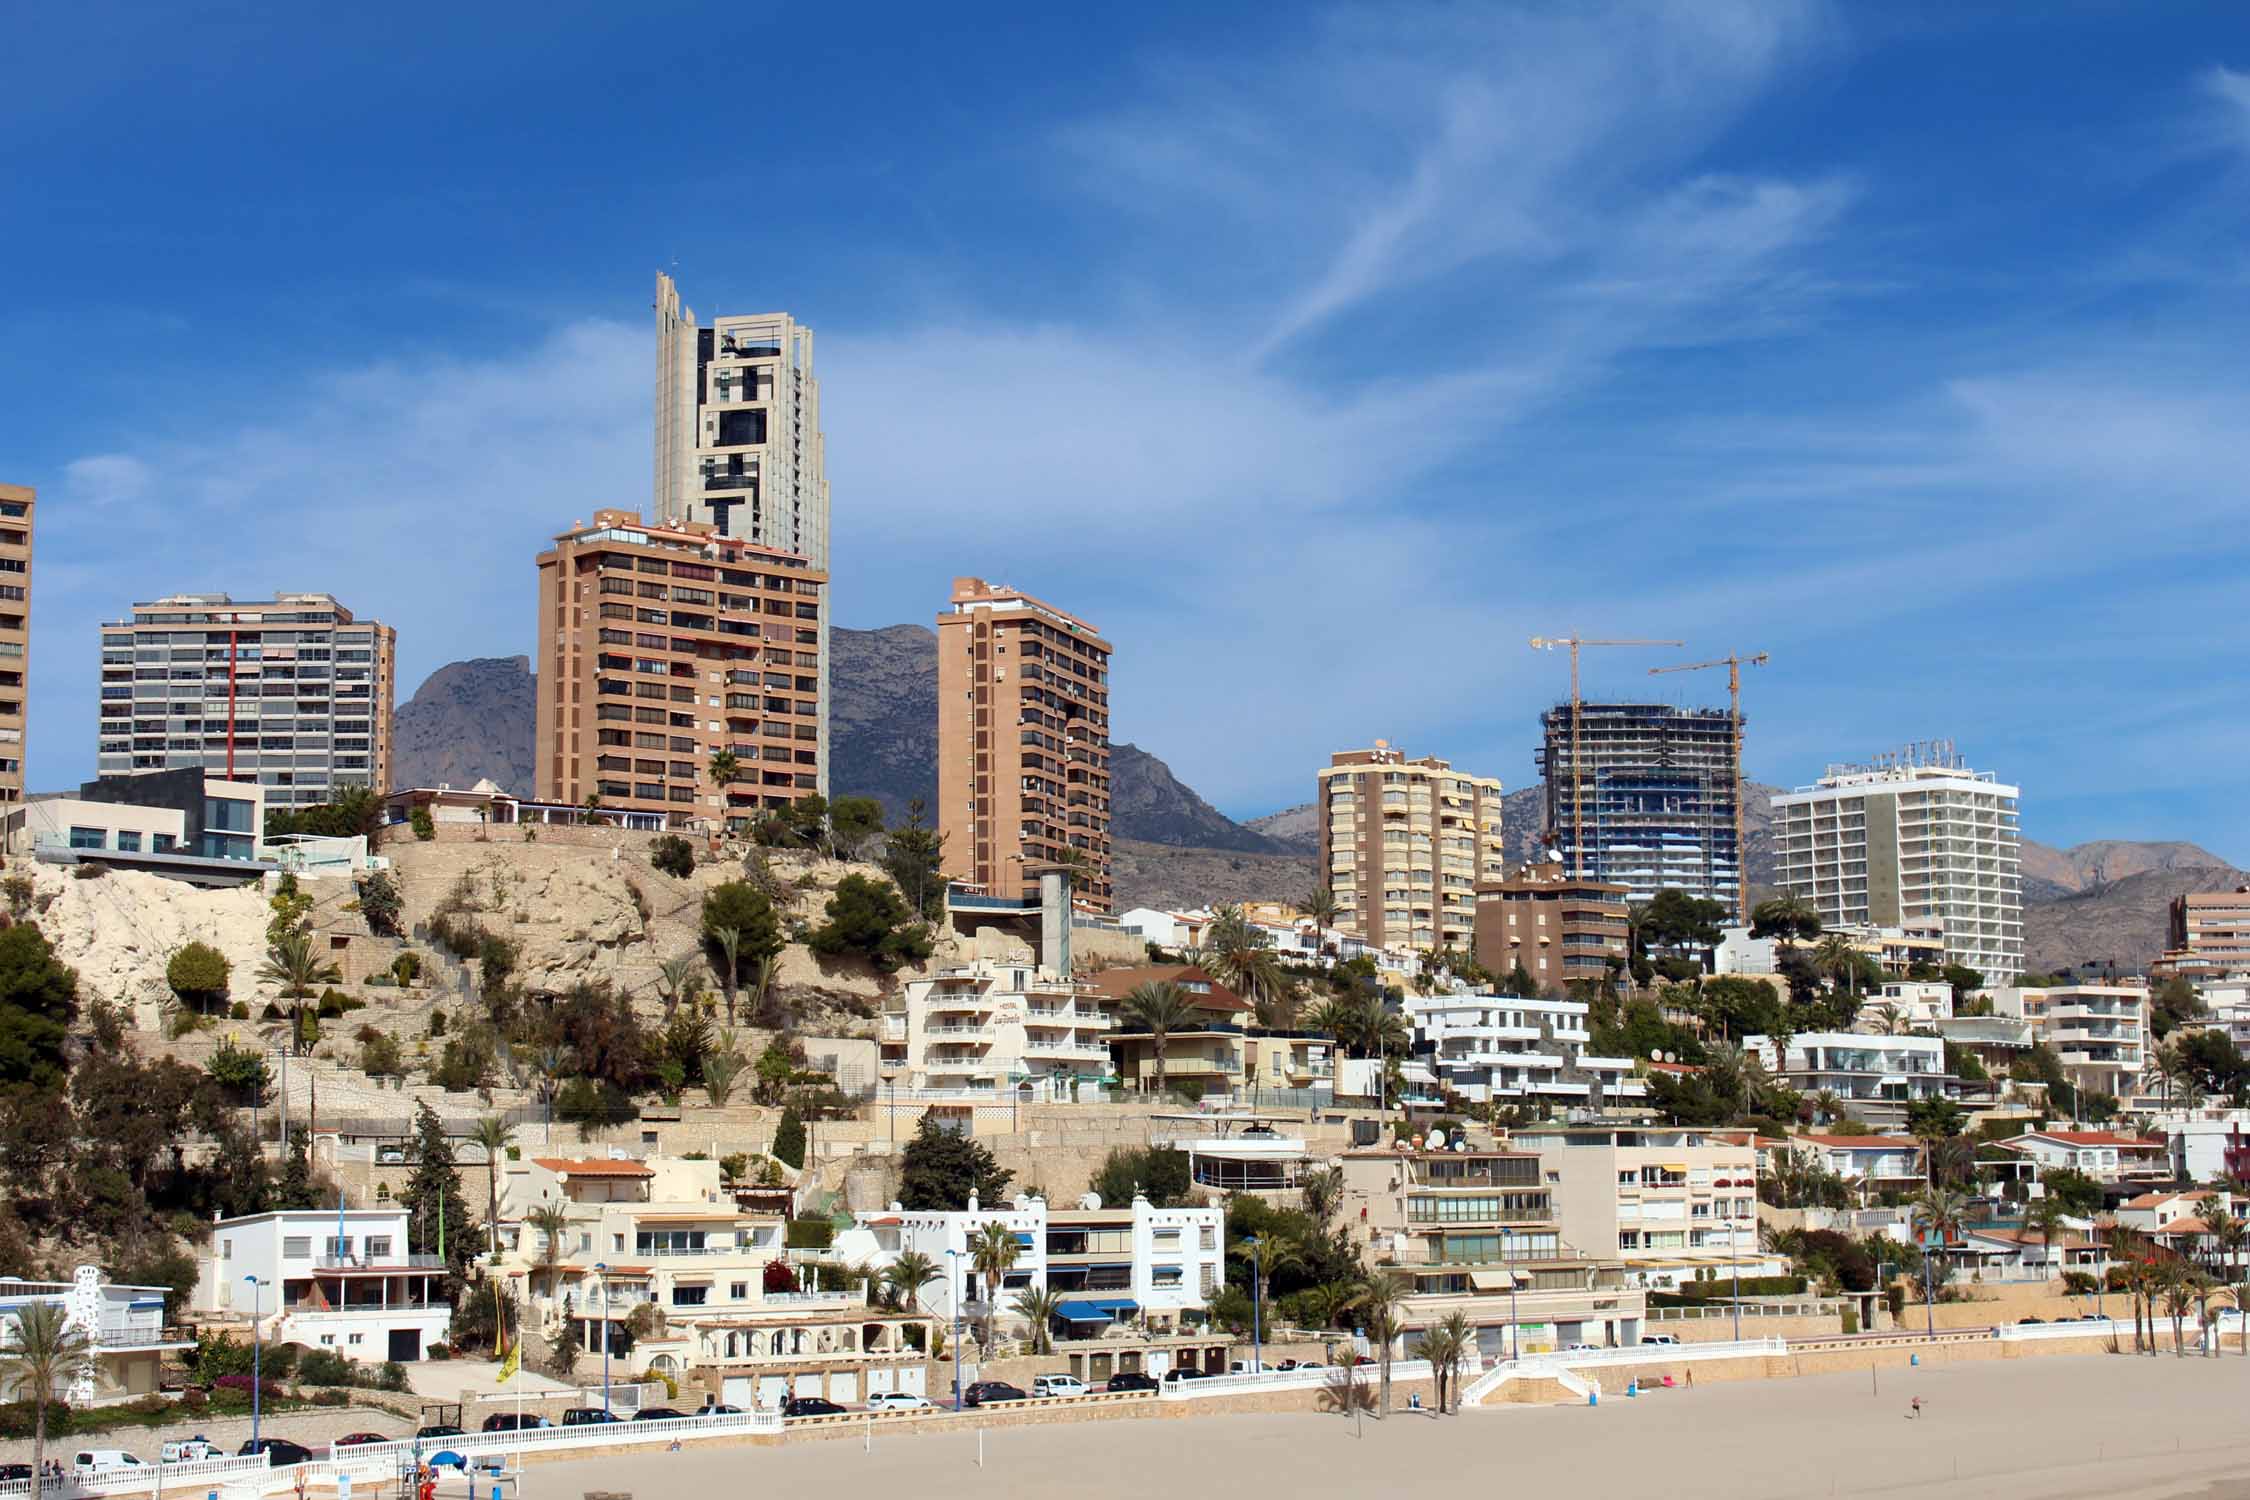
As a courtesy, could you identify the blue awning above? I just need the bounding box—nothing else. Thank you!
[1055,1299,1138,1323]
[1089,1298,1138,1314]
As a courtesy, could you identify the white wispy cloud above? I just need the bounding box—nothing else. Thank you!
[2203,64,2250,153]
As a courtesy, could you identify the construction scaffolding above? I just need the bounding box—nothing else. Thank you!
[1536,702,1743,906]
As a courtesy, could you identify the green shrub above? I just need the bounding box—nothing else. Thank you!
[0,1399,72,1440]
[651,835,696,878]
[297,1348,359,1386]
[785,1218,833,1250]
[229,1001,250,1020]
[410,806,436,841]
[167,941,232,1010]
[357,870,404,936]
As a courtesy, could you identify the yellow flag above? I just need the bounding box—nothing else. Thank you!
[497,1341,520,1384]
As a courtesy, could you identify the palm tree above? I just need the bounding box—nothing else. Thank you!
[2161,1265,2197,1356]
[1864,1003,1905,1037]
[1123,982,1196,1094]
[967,1221,1022,1347]
[883,1251,940,1315]
[1912,1185,1968,1310]
[2107,1224,2153,1354]
[656,955,701,1018]
[260,928,341,1001]
[708,925,743,1026]
[702,1048,745,1106]
[1300,886,1338,935]
[2200,1202,2250,1354]
[2028,1197,2070,1286]
[1299,1278,1360,1336]
[1352,1270,1411,1419]
[1013,1286,1065,1354]
[707,748,741,796]
[1200,905,1288,1024]
[1411,1309,1474,1413]
[0,1301,89,1490]
[1813,934,1859,998]
[470,1114,513,1256]
[527,1202,571,1302]
[1811,1090,1845,1126]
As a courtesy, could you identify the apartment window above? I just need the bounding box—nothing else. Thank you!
[730,1282,749,1301]
[671,1285,709,1307]
[366,1237,392,1259]
[1151,1265,1184,1287]
[115,831,143,853]
[68,826,106,850]
[282,1236,313,1258]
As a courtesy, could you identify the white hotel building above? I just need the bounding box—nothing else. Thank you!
[192,1209,451,1363]
[1404,991,1645,1109]
[1772,752,2022,981]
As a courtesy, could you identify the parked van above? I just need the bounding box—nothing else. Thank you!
[76,1452,148,1474]
[1639,1334,1680,1347]
[1030,1374,1088,1398]
[160,1438,220,1464]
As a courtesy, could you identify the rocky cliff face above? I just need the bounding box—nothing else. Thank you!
[830,624,939,819]
[392,656,537,792]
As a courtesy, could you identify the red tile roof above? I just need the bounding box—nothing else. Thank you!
[1801,1135,1921,1150]
[1080,965,1247,1014]
[533,1158,656,1177]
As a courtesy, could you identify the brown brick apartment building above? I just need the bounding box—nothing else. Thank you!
[1317,743,1505,952]
[1472,861,1631,993]
[936,577,1112,911]
[535,509,825,829]
[0,484,29,810]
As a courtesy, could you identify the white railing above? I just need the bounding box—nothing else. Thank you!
[0,1454,276,1500]
[1996,1317,2140,1342]
[1157,1359,1433,1400]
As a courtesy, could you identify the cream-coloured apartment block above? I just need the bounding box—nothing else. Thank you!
[1317,743,1504,951]
[878,959,1112,1092]
[1339,1146,1647,1355]
[1517,1125,1763,1291]
[499,1156,926,1395]
[1773,751,2022,981]
[1992,984,2149,1100]
[534,509,826,822]
[96,592,394,806]
[654,276,830,788]
[936,577,1113,910]
[0,484,29,809]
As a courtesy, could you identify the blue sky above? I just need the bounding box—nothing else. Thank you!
[8,2,2250,860]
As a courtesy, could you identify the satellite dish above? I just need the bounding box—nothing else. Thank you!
[1427,1126,1447,1151]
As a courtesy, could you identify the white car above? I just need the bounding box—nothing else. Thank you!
[1561,1342,1603,1353]
[1031,1374,1089,1398]
[865,1392,931,1411]
[1639,1334,1680,1347]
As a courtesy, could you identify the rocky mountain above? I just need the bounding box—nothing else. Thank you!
[2017,839,2232,901]
[1245,803,1319,852]
[830,624,939,820]
[1111,745,1293,854]
[1110,838,1313,912]
[391,655,537,792]
[2021,862,2247,976]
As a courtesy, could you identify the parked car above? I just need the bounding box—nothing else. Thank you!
[377,1146,407,1164]
[700,1404,744,1415]
[1561,1342,1602,1353]
[1226,1360,1268,1375]
[1639,1334,1680,1347]
[1160,1368,1210,1385]
[632,1408,690,1422]
[0,1465,29,1483]
[866,1392,931,1411]
[76,1453,148,1474]
[1103,1372,1159,1393]
[961,1381,1028,1407]
[1031,1374,1089,1398]
[332,1433,391,1448]
[415,1424,465,1440]
[2017,1317,2045,1326]
[782,1397,846,1418]
[558,1409,621,1427]
[479,1414,547,1432]
[160,1438,221,1463]
[237,1440,312,1468]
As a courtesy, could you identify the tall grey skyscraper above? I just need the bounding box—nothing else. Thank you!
[1537,702,1741,907]
[654,272,830,794]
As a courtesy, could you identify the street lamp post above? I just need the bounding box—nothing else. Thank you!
[945,1248,964,1411]
[1247,1235,1263,1373]
[593,1262,611,1417]
[242,1276,266,1447]
[1502,1230,1519,1358]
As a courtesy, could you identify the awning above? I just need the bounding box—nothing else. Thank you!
[1053,1298,1140,1323]
[1469,1270,1517,1292]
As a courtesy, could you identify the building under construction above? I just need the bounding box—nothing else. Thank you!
[1536,702,1741,906]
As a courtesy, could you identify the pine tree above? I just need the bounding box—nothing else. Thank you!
[275,1129,319,1210]
[772,1105,806,1170]
[396,1102,478,1277]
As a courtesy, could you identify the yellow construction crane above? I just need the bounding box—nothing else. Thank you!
[1529,635,1683,879]
[1648,650,1769,922]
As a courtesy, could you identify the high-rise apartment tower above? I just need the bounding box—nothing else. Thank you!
[1317,743,1506,951]
[97,593,395,805]
[0,485,30,809]
[1772,745,2021,982]
[936,577,1112,912]
[654,274,829,794]
[535,509,825,828]
[1537,702,1740,906]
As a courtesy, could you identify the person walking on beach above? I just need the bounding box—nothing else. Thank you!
[1907,1396,1922,1420]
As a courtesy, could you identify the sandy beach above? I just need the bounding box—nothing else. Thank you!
[515,1354,2250,1500]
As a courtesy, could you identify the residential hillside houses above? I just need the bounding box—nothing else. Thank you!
[1993,1129,2170,1187]
[1746,1032,1955,1114]
[1514,1125,1773,1291]
[192,1208,450,1364]
[1404,990,1645,1109]
[1991,984,2151,1101]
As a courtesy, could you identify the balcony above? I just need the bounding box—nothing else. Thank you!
[314,1253,447,1271]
